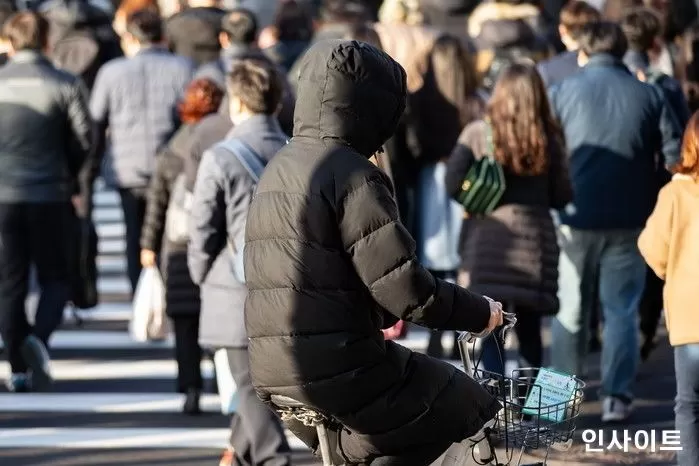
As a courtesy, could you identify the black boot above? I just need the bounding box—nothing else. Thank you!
[183,388,201,415]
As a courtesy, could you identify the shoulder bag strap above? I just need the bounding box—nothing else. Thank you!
[215,138,266,181]
[484,118,495,159]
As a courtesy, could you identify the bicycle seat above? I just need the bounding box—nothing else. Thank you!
[270,395,309,409]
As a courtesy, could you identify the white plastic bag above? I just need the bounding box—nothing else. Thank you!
[129,266,169,342]
[214,349,239,414]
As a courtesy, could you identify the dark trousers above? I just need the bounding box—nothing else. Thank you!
[118,187,147,295]
[172,316,202,392]
[285,417,452,465]
[481,307,543,373]
[369,441,452,465]
[0,202,70,373]
[222,348,291,466]
[639,266,664,345]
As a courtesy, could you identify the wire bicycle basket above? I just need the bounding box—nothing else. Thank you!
[473,368,585,451]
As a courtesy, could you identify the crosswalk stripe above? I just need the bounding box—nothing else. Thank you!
[0,428,308,450]
[0,183,480,457]
[0,360,216,381]
[1,328,457,352]
[0,331,172,350]
[0,393,223,413]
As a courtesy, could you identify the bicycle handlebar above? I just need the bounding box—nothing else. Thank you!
[456,310,517,379]
[457,311,517,343]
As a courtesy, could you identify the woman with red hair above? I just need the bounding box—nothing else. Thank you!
[639,111,699,463]
[140,78,223,415]
[113,0,160,37]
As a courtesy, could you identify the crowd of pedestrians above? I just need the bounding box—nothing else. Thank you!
[1,0,699,464]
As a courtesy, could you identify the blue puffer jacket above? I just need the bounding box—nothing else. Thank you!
[548,53,683,230]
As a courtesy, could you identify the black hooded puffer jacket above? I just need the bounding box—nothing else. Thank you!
[244,39,500,463]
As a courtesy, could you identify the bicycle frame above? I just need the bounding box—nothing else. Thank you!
[435,312,517,466]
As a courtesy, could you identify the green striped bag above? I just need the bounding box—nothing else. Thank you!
[455,123,506,215]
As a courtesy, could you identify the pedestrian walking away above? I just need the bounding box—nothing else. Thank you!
[548,21,682,423]
[0,11,94,392]
[188,58,291,466]
[140,78,224,415]
[90,8,193,295]
[639,111,699,465]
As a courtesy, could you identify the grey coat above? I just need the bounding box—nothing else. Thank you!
[187,115,287,348]
[89,47,193,189]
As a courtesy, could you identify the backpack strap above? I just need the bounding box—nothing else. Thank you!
[215,138,266,182]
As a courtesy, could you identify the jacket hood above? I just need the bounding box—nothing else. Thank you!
[292,39,407,157]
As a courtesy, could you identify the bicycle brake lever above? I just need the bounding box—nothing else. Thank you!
[497,312,517,341]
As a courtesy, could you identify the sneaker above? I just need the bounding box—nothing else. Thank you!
[601,396,633,423]
[20,335,52,392]
[6,373,30,392]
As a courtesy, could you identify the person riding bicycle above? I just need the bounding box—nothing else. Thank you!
[243,39,504,465]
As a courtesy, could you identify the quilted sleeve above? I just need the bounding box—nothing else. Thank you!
[337,170,491,332]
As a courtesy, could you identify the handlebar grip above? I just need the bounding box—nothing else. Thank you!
[459,311,517,340]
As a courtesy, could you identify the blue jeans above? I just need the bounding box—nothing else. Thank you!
[675,344,699,466]
[551,227,645,400]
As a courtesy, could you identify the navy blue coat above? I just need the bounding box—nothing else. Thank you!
[537,50,579,87]
[548,54,682,230]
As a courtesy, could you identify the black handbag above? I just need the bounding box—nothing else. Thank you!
[69,210,99,310]
[455,122,506,215]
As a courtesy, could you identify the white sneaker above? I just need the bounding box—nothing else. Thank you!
[601,396,633,423]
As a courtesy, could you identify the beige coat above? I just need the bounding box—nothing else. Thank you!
[373,22,441,93]
[638,174,699,346]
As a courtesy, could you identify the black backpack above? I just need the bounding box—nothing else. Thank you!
[53,28,102,89]
[52,21,122,91]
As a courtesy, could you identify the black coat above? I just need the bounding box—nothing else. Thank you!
[40,0,123,91]
[244,39,500,463]
[140,124,200,318]
[446,120,573,314]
